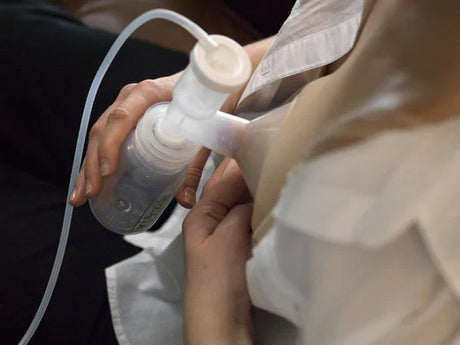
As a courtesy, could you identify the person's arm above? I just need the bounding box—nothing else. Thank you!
[182,158,253,345]
[69,36,274,208]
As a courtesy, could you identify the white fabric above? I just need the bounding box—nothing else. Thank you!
[238,0,363,112]
[247,117,460,344]
[106,242,184,345]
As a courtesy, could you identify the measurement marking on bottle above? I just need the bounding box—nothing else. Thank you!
[132,191,174,232]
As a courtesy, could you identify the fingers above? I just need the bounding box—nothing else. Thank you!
[69,76,178,207]
[183,159,249,246]
[97,106,133,177]
[98,79,173,174]
[203,157,238,190]
[175,147,211,208]
[83,131,103,198]
[68,159,87,206]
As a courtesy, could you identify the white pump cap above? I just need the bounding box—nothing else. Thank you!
[190,35,252,93]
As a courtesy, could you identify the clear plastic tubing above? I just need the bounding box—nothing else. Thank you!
[18,10,217,345]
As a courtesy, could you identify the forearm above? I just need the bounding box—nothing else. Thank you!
[184,305,253,345]
[183,160,254,345]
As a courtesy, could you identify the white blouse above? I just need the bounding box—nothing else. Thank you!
[238,0,362,114]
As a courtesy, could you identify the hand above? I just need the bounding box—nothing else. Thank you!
[183,158,253,345]
[67,37,275,209]
[68,74,212,208]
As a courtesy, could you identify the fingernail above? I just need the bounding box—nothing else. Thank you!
[85,180,93,196]
[100,158,110,177]
[223,159,238,178]
[69,189,77,203]
[183,187,196,207]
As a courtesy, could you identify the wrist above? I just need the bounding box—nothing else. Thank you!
[184,321,252,345]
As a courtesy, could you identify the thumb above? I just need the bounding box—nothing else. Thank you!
[183,161,248,247]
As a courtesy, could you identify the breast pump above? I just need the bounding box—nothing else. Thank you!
[18,9,251,345]
[90,34,251,234]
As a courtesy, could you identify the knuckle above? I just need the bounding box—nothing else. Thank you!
[137,79,160,91]
[137,79,172,99]
[106,107,132,126]
[187,166,204,181]
[119,83,136,97]
[89,123,103,140]
[200,200,229,223]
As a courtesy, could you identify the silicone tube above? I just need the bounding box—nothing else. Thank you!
[18,9,216,345]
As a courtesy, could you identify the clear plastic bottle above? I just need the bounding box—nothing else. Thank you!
[89,103,198,234]
[90,35,251,234]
